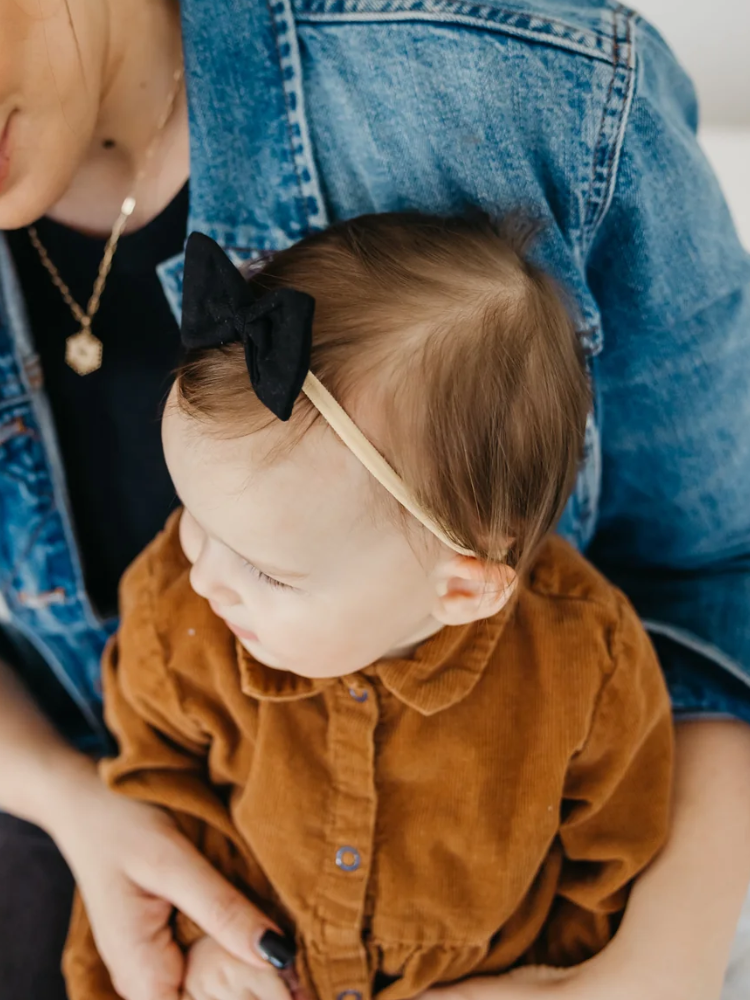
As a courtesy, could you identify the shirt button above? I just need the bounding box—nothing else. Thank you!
[335,846,361,872]
[337,992,362,1000]
[348,686,368,702]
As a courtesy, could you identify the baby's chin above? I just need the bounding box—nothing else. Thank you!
[237,634,277,665]
[238,637,358,680]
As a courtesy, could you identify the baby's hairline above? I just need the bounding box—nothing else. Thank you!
[174,209,590,572]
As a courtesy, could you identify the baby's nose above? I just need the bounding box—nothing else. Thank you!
[189,562,240,608]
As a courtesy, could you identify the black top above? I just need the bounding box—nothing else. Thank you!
[7,184,189,617]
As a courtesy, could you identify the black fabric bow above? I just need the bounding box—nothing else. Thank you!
[181,232,315,421]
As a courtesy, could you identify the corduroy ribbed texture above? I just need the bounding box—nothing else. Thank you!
[63,511,673,1000]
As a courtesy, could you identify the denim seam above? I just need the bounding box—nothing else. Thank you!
[673,712,736,723]
[0,391,30,412]
[642,619,750,691]
[581,4,635,252]
[268,0,330,234]
[294,3,621,66]
[0,506,52,599]
[587,4,636,246]
[583,12,619,246]
[0,238,98,629]
[3,617,104,735]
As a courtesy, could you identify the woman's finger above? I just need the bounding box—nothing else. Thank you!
[135,832,288,970]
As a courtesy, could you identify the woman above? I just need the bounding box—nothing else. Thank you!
[0,1,749,999]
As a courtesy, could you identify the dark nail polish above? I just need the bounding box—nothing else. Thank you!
[257,929,296,969]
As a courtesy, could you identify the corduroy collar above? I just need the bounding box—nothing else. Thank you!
[236,611,511,717]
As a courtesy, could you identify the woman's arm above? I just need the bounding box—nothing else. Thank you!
[0,657,281,1000]
[0,654,88,826]
[420,719,750,1000]
[605,719,750,1000]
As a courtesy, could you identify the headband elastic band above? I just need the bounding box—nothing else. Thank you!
[181,231,478,559]
[301,372,476,557]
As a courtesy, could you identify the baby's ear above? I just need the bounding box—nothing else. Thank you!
[431,556,517,626]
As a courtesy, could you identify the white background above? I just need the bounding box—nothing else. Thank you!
[633,0,750,246]
[634,0,750,126]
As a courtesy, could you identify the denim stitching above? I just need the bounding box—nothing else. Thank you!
[643,620,750,691]
[584,5,635,247]
[295,0,621,65]
[583,12,619,243]
[580,5,635,250]
[267,0,329,235]
[0,237,94,627]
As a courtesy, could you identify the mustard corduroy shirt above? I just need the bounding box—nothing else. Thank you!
[63,512,673,1000]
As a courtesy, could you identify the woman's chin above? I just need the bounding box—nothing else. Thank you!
[0,173,65,230]
[0,141,80,230]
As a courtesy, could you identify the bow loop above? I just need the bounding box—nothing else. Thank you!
[181,232,314,421]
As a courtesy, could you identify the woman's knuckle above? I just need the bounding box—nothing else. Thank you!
[109,968,137,999]
[207,891,246,936]
[110,963,166,1000]
[132,832,185,883]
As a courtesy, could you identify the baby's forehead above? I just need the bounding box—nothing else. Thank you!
[167,403,385,559]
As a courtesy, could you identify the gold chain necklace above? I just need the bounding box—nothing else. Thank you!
[27,66,184,376]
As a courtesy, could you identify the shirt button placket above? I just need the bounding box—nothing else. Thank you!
[311,678,377,1000]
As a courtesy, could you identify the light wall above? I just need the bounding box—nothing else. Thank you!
[633,0,750,126]
[633,1,750,248]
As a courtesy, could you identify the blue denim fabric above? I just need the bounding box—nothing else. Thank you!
[1,0,749,749]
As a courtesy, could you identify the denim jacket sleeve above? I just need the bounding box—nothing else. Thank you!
[585,20,750,717]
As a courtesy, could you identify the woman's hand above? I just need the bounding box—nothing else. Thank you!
[182,937,294,1000]
[50,756,284,1000]
[416,956,670,1000]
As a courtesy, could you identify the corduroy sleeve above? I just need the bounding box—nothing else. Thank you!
[527,589,675,967]
[62,530,253,1000]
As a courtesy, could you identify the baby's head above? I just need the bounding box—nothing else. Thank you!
[163,213,590,678]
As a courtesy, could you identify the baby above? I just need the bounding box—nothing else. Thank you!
[63,213,673,1000]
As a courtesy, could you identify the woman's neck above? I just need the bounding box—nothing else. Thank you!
[48,0,189,235]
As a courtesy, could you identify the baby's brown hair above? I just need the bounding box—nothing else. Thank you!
[177,212,590,571]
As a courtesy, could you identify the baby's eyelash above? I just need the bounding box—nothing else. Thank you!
[243,560,292,591]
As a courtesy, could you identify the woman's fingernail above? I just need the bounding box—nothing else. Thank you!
[257,930,296,969]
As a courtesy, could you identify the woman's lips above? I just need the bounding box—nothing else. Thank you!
[0,112,16,193]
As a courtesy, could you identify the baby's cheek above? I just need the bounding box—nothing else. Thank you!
[178,509,202,564]
[292,610,372,676]
[272,612,344,675]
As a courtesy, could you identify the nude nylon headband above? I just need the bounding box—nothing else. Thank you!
[301,372,477,558]
[181,232,481,559]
